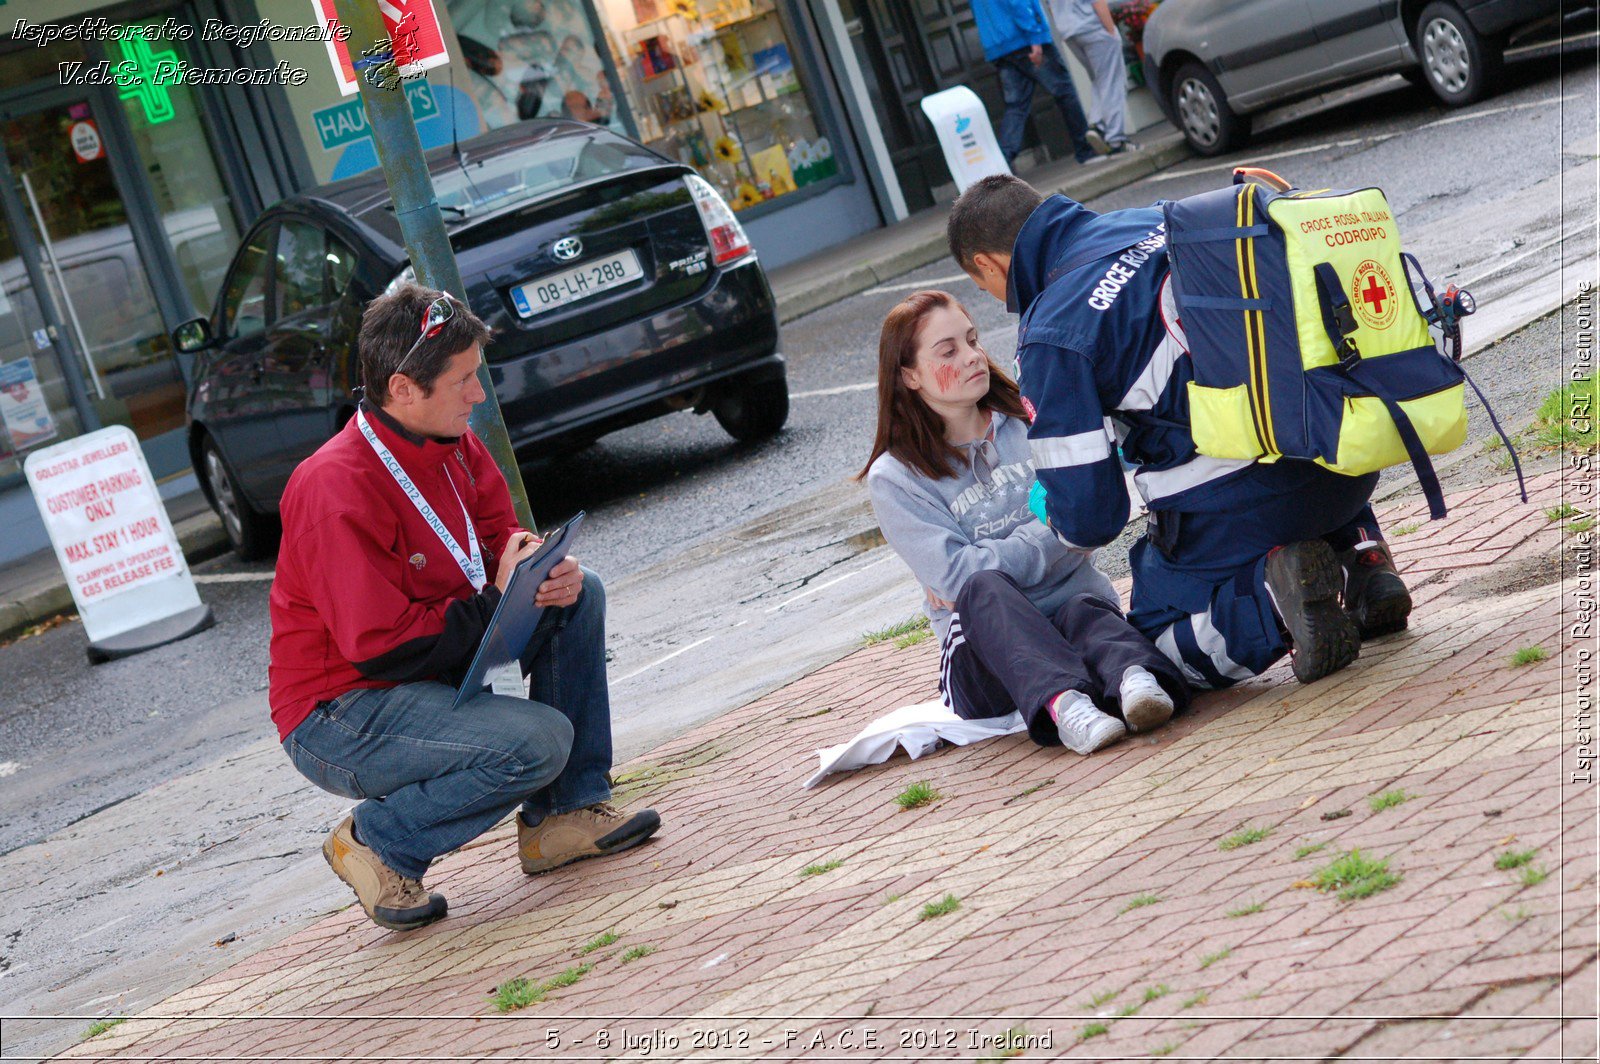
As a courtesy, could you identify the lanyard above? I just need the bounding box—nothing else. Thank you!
[356,409,487,590]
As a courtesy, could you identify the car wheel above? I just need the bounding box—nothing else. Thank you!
[712,375,789,443]
[1416,1,1502,106]
[200,436,280,560]
[1170,62,1249,157]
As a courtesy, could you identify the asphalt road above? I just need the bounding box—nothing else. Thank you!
[0,45,1594,1059]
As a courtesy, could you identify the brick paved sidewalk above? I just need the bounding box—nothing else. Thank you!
[58,469,1597,1062]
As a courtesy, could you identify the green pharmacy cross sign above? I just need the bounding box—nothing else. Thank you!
[116,27,178,125]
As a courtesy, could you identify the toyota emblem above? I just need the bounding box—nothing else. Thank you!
[552,237,583,262]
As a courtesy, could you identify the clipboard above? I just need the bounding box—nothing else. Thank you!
[451,511,585,709]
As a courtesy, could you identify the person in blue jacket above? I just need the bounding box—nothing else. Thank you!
[943,173,1414,689]
[970,0,1108,167]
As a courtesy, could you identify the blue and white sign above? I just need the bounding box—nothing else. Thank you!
[0,358,57,452]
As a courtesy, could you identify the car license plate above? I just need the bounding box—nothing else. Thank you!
[510,250,643,318]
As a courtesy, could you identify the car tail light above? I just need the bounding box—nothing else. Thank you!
[685,174,752,266]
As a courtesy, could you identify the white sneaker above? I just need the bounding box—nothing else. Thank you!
[1050,691,1127,755]
[1119,666,1175,733]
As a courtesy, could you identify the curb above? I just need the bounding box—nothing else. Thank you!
[0,514,231,645]
[772,134,1191,323]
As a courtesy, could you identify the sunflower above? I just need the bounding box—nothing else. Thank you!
[734,182,761,209]
[696,90,723,112]
[713,135,743,163]
[670,0,699,18]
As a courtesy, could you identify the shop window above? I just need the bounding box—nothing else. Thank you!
[602,0,838,210]
[447,0,629,133]
[116,19,242,317]
[223,228,275,340]
[447,0,837,212]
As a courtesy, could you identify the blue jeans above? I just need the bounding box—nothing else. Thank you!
[283,568,615,879]
[993,45,1096,164]
[1127,466,1382,689]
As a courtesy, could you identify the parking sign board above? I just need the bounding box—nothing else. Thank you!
[310,0,450,96]
[24,427,213,661]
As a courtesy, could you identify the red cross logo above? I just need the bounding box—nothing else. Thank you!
[1361,274,1388,316]
[1350,259,1398,331]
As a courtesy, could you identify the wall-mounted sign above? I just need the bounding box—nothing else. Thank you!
[312,80,437,151]
[114,30,179,125]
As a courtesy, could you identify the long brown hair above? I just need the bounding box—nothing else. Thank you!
[857,290,1027,481]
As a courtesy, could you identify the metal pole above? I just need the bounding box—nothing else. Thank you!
[330,0,535,531]
[20,173,107,400]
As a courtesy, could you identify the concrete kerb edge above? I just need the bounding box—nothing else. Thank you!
[0,514,230,645]
[774,134,1191,325]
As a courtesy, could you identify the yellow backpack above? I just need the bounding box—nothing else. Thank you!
[1165,168,1524,519]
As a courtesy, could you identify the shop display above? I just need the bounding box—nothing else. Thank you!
[608,0,835,210]
[448,0,627,134]
[1109,0,1161,86]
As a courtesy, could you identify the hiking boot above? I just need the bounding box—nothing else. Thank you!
[519,802,661,875]
[1338,540,1412,638]
[322,816,447,932]
[1050,690,1127,754]
[1264,541,1361,684]
[1118,665,1175,733]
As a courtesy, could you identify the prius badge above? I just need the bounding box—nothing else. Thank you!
[552,236,583,262]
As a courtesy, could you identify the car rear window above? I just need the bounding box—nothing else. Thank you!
[426,133,662,220]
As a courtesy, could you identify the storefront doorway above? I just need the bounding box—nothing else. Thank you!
[0,21,246,488]
[839,0,1077,212]
[1,95,186,452]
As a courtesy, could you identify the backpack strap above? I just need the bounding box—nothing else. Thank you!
[1312,262,1449,520]
[1460,363,1529,504]
[1044,234,1150,286]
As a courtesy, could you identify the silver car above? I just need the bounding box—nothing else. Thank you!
[1143,0,1577,156]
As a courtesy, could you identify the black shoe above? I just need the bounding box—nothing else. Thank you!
[1338,541,1412,638]
[1264,541,1360,684]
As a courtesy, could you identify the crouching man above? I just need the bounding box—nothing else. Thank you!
[268,284,659,931]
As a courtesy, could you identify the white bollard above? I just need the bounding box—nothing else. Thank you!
[920,85,1012,193]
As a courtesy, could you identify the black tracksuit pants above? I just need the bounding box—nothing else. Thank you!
[939,569,1190,747]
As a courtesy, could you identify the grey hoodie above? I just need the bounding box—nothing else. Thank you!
[866,410,1117,644]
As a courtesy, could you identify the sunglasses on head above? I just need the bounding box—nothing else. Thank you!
[392,296,456,381]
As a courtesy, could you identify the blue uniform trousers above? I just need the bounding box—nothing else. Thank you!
[1126,463,1384,689]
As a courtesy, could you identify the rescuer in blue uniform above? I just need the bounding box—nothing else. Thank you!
[945,174,1414,688]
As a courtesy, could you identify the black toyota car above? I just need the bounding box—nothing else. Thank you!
[173,119,786,558]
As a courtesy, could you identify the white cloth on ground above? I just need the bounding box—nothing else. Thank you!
[803,700,1027,789]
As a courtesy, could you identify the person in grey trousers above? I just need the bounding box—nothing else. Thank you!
[1053,0,1135,152]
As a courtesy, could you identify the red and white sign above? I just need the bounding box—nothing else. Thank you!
[70,120,104,163]
[311,0,450,97]
[24,427,203,642]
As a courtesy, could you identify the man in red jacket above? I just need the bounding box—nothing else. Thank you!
[270,284,659,931]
